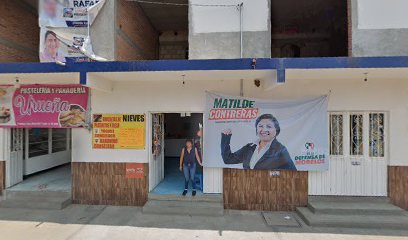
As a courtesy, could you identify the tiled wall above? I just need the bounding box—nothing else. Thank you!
[388,166,408,210]
[223,169,308,211]
[72,162,148,206]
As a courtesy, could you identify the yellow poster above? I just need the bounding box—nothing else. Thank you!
[92,114,145,149]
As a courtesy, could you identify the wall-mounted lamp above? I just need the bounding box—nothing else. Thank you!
[254,79,261,87]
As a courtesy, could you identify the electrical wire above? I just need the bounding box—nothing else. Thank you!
[126,0,238,7]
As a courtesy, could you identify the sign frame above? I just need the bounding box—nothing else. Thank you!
[92,113,146,150]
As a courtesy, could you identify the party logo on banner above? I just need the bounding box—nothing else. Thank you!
[294,142,326,166]
[204,92,329,172]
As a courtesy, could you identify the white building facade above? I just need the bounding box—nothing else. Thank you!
[0,0,407,211]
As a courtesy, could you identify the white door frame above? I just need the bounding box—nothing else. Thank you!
[309,111,388,196]
[5,128,24,188]
[148,112,165,191]
[147,111,223,194]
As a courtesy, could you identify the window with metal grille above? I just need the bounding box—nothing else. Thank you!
[329,114,343,155]
[369,113,385,157]
[350,114,363,155]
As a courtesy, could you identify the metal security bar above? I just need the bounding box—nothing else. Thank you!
[329,114,343,155]
[350,114,364,156]
[369,113,385,157]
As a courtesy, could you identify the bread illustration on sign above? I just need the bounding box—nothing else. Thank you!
[0,88,7,98]
[59,104,86,127]
[0,106,11,123]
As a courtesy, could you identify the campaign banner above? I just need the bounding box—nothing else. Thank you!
[92,114,146,149]
[0,85,89,128]
[40,28,89,63]
[203,92,329,171]
[39,0,106,28]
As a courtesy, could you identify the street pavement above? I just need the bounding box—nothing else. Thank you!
[0,205,407,240]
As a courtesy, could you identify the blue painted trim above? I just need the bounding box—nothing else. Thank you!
[280,57,408,69]
[276,59,285,83]
[80,72,87,85]
[0,57,408,75]
[0,59,272,74]
[277,69,285,83]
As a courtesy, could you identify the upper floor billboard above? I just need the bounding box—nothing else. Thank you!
[39,0,106,27]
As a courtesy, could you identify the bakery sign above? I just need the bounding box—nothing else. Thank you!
[0,84,89,128]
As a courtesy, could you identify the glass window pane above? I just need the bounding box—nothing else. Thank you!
[330,114,343,155]
[369,113,385,157]
[28,128,49,158]
[350,114,363,155]
[52,129,67,153]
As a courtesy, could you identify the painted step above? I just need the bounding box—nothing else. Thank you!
[309,196,391,203]
[0,190,71,210]
[296,207,408,230]
[5,190,71,199]
[142,200,224,216]
[148,193,223,203]
[307,201,406,216]
[0,197,71,210]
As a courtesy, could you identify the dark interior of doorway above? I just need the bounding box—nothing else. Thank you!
[152,113,203,195]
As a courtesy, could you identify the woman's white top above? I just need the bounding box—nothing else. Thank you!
[249,140,273,169]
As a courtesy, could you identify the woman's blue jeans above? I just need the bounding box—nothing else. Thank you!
[183,163,196,190]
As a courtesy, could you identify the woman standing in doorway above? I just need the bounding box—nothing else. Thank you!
[179,139,203,196]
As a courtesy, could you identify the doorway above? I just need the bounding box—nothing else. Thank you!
[6,128,72,192]
[309,112,388,196]
[149,113,203,195]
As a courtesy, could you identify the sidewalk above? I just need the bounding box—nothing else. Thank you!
[0,204,407,240]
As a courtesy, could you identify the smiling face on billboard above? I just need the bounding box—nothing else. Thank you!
[44,31,60,58]
[255,114,280,143]
[256,118,277,143]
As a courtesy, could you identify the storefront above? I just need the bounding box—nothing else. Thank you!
[0,75,83,203]
[6,128,71,187]
[0,58,407,211]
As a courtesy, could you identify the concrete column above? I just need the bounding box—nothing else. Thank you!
[91,0,116,61]
[188,0,271,59]
[351,0,408,57]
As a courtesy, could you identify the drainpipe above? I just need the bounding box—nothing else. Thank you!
[239,2,243,58]
[239,2,244,96]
